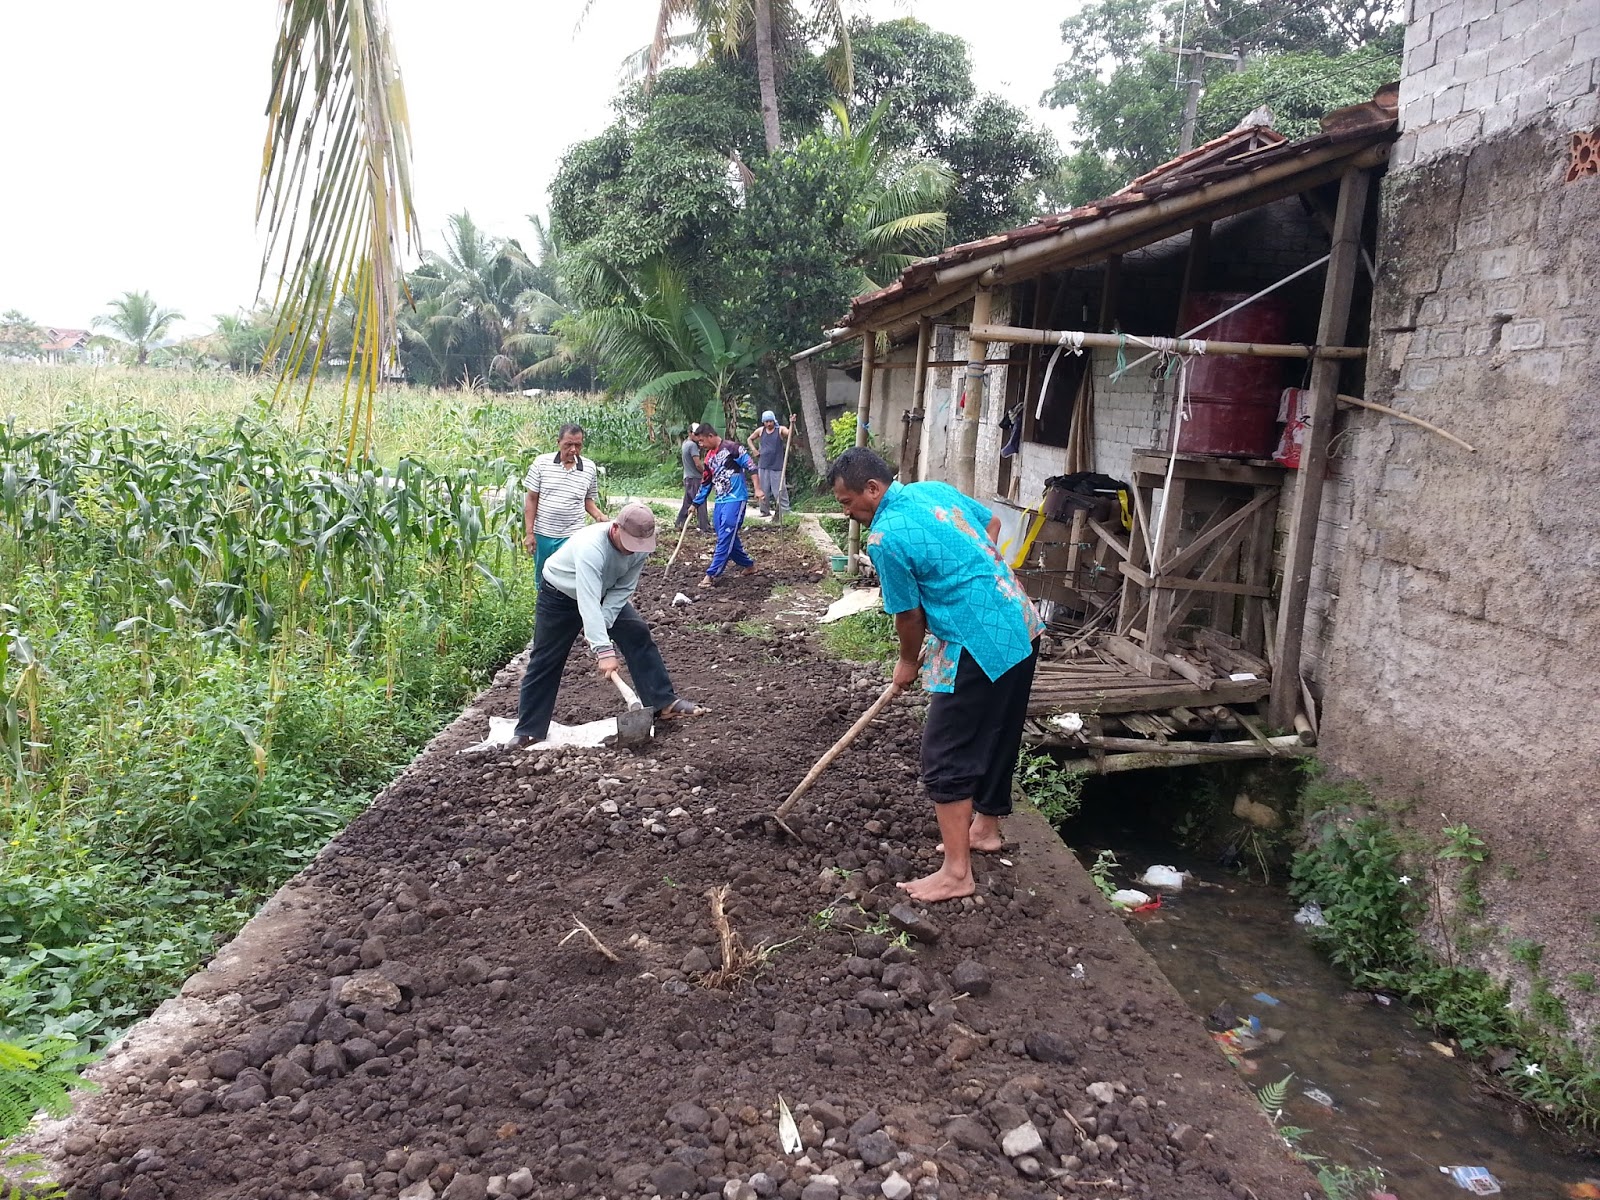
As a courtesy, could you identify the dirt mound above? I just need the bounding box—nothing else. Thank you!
[40,531,1311,1200]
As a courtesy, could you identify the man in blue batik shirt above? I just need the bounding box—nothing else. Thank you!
[692,423,764,589]
[828,447,1043,903]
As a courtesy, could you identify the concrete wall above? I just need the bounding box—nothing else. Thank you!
[1320,0,1600,1036]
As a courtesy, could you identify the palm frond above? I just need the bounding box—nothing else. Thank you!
[259,0,418,461]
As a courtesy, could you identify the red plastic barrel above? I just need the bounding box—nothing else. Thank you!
[1169,293,1289,458]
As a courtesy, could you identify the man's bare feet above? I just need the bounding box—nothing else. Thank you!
[898,866,976,902]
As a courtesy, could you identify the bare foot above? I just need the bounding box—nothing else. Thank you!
[898,866,975,902]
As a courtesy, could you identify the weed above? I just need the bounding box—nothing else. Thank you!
[734,619,773,641]
[1255,1073,1293,1118]
[1509,938,1544,971]
[1292,802,1600,1138]
[0,1037,95,1138]
[1088,850,1119,902]
[1529,978,1569,1030]
[1440,823,1487,862]
[1569,972,1596,993]
[1016,748,1085,827]
[819,609,897,664]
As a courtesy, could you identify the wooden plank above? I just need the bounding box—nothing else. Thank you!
[1105,635,1175,679]
[1241,486,1277,655]
[1086,518,1129,560]
[1193,628,1273,676]
[1161,488,1278,578]
[1086,735,1301,758]
[1145,476,1187,658]
[1163,653,1215,689]
[1164,519,1253,632]
[1270,167,1370,727]
[1065,508,1087,576]
[1027,677,1270,715]
[1154,576,1271,597]
[1131,453,1288,487]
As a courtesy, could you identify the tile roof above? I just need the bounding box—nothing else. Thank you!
[840,86,1398,332]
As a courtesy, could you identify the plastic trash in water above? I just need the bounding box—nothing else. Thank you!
[1110,888,1152,909]
[1440,1165,1502,1194]
[1252,991,1281,1006]
[1138,865,1185,890]
[1293,902,1328,927]
[1303,1087,1335,1108]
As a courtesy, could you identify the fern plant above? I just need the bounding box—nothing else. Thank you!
[1255,1073,1293,1118]
[0,1038,95,1141]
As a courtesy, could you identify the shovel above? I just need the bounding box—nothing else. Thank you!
[608,673,654,748]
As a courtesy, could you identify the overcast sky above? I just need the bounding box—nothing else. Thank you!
[0,1,1078,336]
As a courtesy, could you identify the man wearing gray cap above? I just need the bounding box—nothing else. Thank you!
[511,502,702,746]
[747,410,791,521]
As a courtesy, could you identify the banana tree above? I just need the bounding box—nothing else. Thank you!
[634,304,763,436]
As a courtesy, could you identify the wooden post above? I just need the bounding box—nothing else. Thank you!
[903,318,932,481]
[954,289,991,497]
[1268,168,1369,728]
[846,334,876,574]
[1175,223,1211,325]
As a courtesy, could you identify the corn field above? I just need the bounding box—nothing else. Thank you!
[0,369,649,1066]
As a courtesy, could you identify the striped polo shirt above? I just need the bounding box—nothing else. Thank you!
[523,452,600,538]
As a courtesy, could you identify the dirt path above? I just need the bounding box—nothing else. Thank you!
[30,525,1313,1200]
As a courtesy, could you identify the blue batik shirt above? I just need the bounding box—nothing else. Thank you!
[693,441,755,506]
[865,481,1044,693]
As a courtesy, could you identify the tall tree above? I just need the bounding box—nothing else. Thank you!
[621,0,851,152]
[0,312,44,359]
[92,292,183,366]
[1045,0,1401,207]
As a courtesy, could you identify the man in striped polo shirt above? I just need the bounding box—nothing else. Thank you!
[523,423,607,579]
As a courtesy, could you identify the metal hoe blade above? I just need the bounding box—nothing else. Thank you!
[609,674,654,747]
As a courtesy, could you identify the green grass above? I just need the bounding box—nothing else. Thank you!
[819,609,897,664]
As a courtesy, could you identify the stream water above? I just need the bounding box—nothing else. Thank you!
[1061,828,1599,1199]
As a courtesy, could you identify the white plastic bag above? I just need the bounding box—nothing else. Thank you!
[1110,889,1152,909]
[1138,865,1185,891]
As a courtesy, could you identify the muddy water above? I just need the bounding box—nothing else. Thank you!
[1072,843,1598,1199]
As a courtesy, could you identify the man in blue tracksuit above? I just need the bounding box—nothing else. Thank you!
[691,422,764,589]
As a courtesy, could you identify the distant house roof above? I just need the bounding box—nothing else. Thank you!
[40,327,90,353]
[837,85,1399,336]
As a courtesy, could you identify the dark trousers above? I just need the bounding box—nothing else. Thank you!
[514,584,677,740]
[675,479,711,532]
[920,643,1039,816]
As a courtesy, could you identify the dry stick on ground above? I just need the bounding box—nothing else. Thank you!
[699,885,770,990]
[558,916,621,963]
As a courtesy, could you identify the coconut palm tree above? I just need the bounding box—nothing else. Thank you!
[92,291,184,366]
[400,212,546,388]
[614,0,852,153]
[260,0,417,458]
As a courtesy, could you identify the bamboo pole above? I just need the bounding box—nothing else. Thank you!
[1335,393,1477,452]
[902,318,931,480]
[1269,167,1370,728]
[967,324,1366,361]
[846,335,876,574]
[1068,735,1309,772]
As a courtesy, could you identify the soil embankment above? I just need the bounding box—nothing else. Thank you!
[30,527,1313,1200]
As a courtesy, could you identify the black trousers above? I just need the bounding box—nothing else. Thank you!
[514,584,677,741]
[920,643,1039,816]
[675,480,711,532]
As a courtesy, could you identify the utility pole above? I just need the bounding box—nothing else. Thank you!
[1178,44,1204,153]
[1163,43,1245,154]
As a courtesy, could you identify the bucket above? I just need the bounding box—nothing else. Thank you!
[830,553,849,572]
[1170,293,1289,458]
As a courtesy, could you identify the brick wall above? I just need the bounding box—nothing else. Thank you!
[1319,1,1600,1039]
[1396,0,1599,168]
